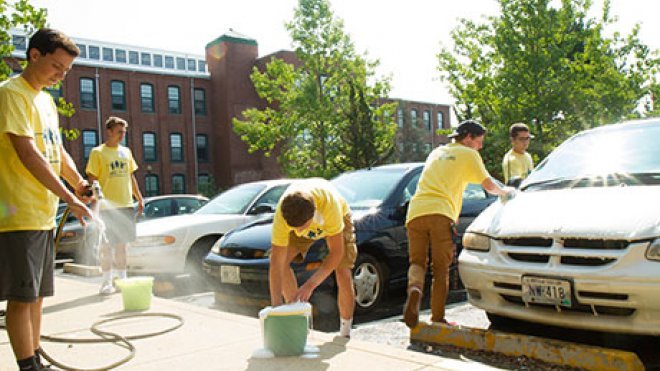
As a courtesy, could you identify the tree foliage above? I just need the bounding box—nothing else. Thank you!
[438,0,659,179]
[233,0,396,179]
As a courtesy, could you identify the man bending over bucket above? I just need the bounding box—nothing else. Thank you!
[269,178,357,337]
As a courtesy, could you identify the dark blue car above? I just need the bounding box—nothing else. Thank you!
[203,163,499,314]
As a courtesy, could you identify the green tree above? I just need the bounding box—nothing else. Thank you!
[233,0,396,178]
[438,0,658,179]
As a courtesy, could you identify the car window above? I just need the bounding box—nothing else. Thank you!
[196,183,267,215]
[463,183,487,201]
[402,173,421,204]
[175,198,206,215]
[253,185,288,208]
[333,169,406,209]
[143,199,173,218]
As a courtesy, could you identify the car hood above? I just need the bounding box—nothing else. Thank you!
[136,213,248,236]
[468,186,660,240]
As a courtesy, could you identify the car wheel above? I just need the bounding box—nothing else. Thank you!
[352,252,386,314]
[185,237,217,281]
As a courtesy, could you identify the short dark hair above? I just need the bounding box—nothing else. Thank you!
[280,191,315,228]
[105,116,128,130]
[509,122,531,138]
[27,28,79,60]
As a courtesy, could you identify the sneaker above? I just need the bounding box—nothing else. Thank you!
[339,319,352,338]
[99,280,116,295]
[437,319,458,326]
[403,286,422,329]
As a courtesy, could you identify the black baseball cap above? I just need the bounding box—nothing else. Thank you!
[447,119,487,139]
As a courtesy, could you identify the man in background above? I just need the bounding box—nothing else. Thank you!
[86,116,143,295]
[502,122,534,187]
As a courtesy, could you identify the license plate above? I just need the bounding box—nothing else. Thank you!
[521,276,572,307]
[220,265,241,285]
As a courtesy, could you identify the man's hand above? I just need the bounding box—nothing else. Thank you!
[74,180,94,204]
[294,281,317,303]
[136,199,144,216]
[66,198,93,227]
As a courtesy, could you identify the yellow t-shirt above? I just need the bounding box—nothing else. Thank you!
[406,143,490,224]
[502,149,534,184]
[86,144,137,208]
[0,76,62,231]
[272,178,349,247]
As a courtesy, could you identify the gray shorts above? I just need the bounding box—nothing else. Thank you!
[99,207,136,244]
[0,230,55,302]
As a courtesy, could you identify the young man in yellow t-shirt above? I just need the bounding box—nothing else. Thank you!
[0,28,93,371]
[502,122,534,186]
[86,116,144,295]
[269,178,357,337]
[403,120,513,329]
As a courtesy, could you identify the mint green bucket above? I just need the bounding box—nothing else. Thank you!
[259,302,312,357]
[116,276,154,311]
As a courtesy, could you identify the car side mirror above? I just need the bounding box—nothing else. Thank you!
[249,203,275,215]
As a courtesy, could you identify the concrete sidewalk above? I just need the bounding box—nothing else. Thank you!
[1,274,494,371]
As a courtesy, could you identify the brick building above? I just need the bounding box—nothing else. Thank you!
[8,29,450,196]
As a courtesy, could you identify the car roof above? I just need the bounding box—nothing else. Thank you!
[143,194,209,203]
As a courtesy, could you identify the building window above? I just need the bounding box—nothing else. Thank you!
[172,174,185,194]
[437,112,445,129]
[397,108,404,128]
[143,132,157,161]
[153,54,163,67]
[102,47,113,62]
[423,110,431,131]
[115,49,126,63]
[194,88,206,116]
[129,51,139,65]
[145,174,159,197]
[82,130,97,161]
[170,133,183,162]
[176,57,186,70]
[110,80,126,111]
[80,78,96,110]
[165,56,174,69]
[77,44,87,58]
[187,58,196,71]
[12,35,26,51]
[197,60,206,73]
[167,86,181,114]
[141,52,151,66]
[410,109,418,127]
[140,83,154,113]
[196,134,208,162]
[88,46,100,60]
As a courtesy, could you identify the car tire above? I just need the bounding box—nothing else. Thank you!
[185,237,217,281]
[352,252,386,314]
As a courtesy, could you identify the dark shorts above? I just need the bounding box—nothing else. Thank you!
[99,207,136,244]
[0,230,55,302]
[288,214,357,269]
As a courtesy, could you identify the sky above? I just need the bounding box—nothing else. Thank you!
[30,0,660,106]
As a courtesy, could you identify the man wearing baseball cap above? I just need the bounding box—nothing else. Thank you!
[403,119,514,328]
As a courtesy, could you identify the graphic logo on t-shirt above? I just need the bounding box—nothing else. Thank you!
[39,127,60,164]
[306,228,324,239]
[109,159,130,177]
[438,154,456,161]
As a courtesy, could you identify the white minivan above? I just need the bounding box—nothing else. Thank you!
[459,119,660,335]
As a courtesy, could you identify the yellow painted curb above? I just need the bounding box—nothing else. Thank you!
[411,322,644,371]
[63,262,102,277]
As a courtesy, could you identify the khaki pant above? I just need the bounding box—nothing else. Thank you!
[288,214,357,269]
[406,214,454,322]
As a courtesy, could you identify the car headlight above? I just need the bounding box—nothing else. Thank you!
[646,239,660,261]
[211,235,226,254]
[130,235,176,248]
[463,232,491,252]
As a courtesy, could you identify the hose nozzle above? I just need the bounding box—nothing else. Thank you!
[91,180,104,200]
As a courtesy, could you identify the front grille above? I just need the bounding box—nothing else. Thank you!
[502,238,552,247]
[563,239,630,250]
[560,256,616,266]
[508,253,550,263]
[219,247,266,260]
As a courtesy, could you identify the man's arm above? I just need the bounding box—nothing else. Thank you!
[9,134,92,224]
[59,143,89,198]
[269,244,288,306]
[131,173,144,215]
[294,232,344,302]
[482,177,515,197]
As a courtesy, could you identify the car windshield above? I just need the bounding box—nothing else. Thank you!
[195,183,267,215]
[332,168,405,209]
[524,123,660,190]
